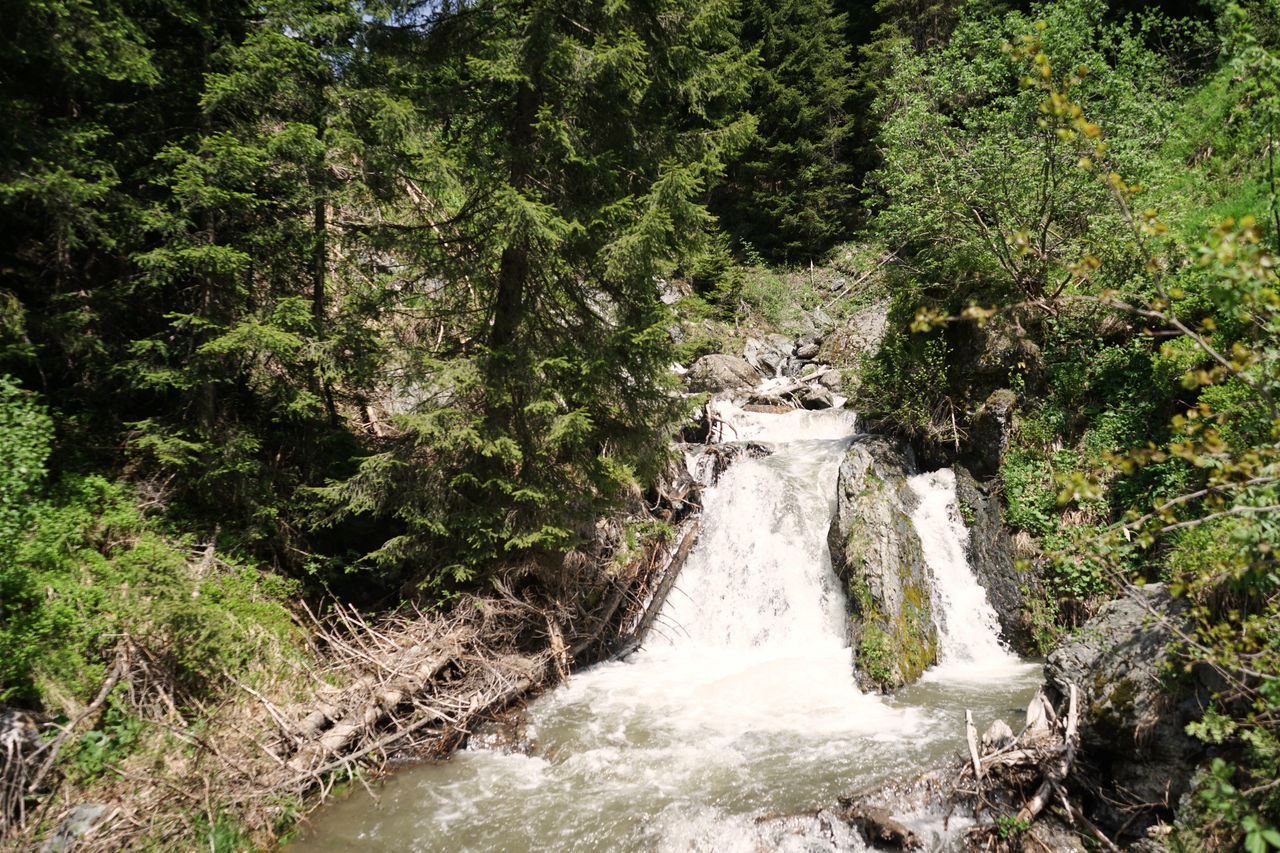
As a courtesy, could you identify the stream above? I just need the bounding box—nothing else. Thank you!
[291,406,1041,852]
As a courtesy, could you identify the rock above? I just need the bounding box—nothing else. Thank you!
[953,465,1033,652]
[798,384,834,410]
[795,341,821,360]
[40,804,112,853]
[842,804,922,851]
[972,317,1041,377]
[757,336,791,376]
[819,299,889,371]
[781,355,808,377]
[1044,585,1208,839]
[765,332,792,352]
[828,436,937,691]
[816,368,844,391]
[684,354,760,393]
[965,389,1017,479]
[981,718,1015,752]
[657,278,689,305]
[1026,822,1088,852]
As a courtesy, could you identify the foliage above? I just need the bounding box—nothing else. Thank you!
[857,624,895,688]
[1,474,301,708]
[1000,447,1061,536]
[713,0,858,261]
[869,0,1199,302]
[994,813,1031,838]
[997,12,1280,843]
[857,296,960,448]
[0,376,52,560]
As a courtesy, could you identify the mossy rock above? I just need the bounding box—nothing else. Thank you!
[828,434,940,692]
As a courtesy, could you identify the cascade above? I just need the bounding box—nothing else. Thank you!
[908,469,1023,679]
[292,405,1039,852]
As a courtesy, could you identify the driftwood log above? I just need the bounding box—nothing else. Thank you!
[958,683,1094,852]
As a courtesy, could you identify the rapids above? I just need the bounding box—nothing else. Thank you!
[291,406,1040,852]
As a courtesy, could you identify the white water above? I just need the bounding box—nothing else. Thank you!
[908,469,1027,683]
[292,406,1039,853]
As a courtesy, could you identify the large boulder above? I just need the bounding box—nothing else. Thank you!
[794,334,822,360]
[797,384,835,410]
[828,436,937,691]
[685,354,760,394]
[1045,585,1209,838]
[953,465,1033,652]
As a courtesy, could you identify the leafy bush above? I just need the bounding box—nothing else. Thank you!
[1,474,301,708]
[857,296,959,448]
[0,375,51,558]
[999,447,1060,536]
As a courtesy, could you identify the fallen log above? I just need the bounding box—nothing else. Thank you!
[632,520,701,643]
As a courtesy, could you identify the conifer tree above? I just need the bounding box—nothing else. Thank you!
[321,0,756,584]
[715,0,858,262]
[126,0,369,553]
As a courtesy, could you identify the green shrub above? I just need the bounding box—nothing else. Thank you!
[1000,447,1060,536]
[1,473,302,708]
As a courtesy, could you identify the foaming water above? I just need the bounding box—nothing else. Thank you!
[908,468,1037,685]
[291,407,1040,852]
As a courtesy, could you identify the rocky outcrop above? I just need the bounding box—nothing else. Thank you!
[953,465,1034,652]
[819,300,889,365]
[1044,585,1209,838]
[684,354,760,393]
[828,436,937,691]
[817,299,889,398]
[964,388,1017,479]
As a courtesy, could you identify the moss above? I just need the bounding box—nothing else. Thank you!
[847,572,875,615]
[902,577,927,612]
[857,623,894,689]
[893,604,937,683]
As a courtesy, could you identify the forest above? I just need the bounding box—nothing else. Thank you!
[1,0,1278,849]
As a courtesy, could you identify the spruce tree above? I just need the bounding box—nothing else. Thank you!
[715,0,858,262]
[112,0,378,560]
[321,0,756,584]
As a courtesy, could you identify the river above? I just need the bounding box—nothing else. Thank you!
[290,405,1041,852]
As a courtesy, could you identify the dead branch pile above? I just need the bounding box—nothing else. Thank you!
[837,683,1093,853]
[954,683,1113,852]
[231,599,544,799]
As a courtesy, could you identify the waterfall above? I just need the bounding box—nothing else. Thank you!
[907,468,1022,678]
[291,406,1040,853]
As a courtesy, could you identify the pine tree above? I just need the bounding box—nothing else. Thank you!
[320,0,756,584]
[714,0,858,262]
